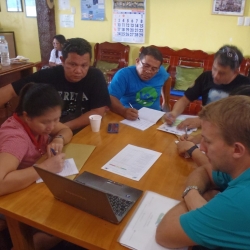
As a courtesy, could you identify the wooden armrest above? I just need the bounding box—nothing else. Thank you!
[161,77,172,111]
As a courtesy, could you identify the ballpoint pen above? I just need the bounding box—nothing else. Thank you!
[128,103,140,120]
[185,126,188,140]
[50,148,57,156]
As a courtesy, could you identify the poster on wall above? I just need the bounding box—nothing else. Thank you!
[60,14,75,28]
[112,0,146,44]
[212,0,245,16]
[81,0,105,21]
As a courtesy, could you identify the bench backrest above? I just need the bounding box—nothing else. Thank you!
[140,45,250,88]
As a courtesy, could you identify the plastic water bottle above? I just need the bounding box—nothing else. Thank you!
[0,36,10,66]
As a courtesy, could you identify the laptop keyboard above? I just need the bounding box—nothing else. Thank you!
[107,194,133,217]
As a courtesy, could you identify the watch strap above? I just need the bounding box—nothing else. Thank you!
[54,134,64,144]
[182,185,200,198]
[186,145,198,157]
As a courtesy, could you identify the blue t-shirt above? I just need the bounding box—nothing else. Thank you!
[108,65,169,110]
[180,169,250,249]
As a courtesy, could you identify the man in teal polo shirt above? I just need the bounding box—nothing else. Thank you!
[156,95,250,250]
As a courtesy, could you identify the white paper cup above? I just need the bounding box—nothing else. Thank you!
[89,115,102,132]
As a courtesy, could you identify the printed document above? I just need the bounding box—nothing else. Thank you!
[36,158,79,183]
[101,144,161,181]
[118,191,187,250]
[157,114,197,136]
[120,107,165,131]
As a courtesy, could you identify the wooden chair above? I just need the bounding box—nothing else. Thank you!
[33,61,50,71]
[93,42,130,84]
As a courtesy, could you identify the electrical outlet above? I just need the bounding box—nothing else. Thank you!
[238,17,244,26]
[71,7,76,14]
[244,17,250,26]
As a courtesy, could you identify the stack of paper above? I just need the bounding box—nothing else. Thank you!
[101,144,161,181]
[36,143,96,182]
[157,115,197,136]
[118,191,187,250]
[36,158,79,183]
[120,107,165,131]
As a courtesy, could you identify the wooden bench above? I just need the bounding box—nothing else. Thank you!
[141,46,250,115]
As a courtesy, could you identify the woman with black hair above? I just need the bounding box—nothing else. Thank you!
[0,83,73,249]
[49,34,66,67]
[0,82,72,196]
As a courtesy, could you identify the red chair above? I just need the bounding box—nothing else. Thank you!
[93,42,130,84]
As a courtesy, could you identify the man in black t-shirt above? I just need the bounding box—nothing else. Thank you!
[0,38,111,133]
[164,45,250,130]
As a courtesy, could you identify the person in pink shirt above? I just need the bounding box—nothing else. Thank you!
[0,82,73,249]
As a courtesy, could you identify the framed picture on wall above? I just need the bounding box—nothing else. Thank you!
[6,0,23,12]
[212,0,245,16]
[24,0,37,17]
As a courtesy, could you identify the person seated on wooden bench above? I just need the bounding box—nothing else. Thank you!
[165,45,250,130]
[0,38,111,134]
[0,83,73,250]
[108,46,169,120]
[156,95,250,250]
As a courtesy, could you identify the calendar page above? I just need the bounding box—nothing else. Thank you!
[112,0,146,43]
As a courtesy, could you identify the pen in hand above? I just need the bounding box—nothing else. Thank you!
[128,103,140,120]
[50,148,57,156]
[185,126,188,140]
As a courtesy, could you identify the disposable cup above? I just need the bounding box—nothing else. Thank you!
[89,115,102,132]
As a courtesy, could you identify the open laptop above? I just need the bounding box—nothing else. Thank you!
[34,166,143,224]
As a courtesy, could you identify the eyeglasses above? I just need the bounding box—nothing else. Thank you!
[140,60,159,73]
[219,47,239,66]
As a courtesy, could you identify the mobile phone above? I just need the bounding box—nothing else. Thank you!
[107,123,119,133]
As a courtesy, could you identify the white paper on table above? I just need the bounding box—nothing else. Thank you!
[101,144,161,181]
[118,191,188,250]
[120,107,165,131]
[157,115,197,136]
[36,158,79,183]
[120,119,153,131]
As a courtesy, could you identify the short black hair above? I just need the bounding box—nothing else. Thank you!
[139,46,163,65]
[16,83,64,118]
[214,45,243,70]
[62,38,92,60]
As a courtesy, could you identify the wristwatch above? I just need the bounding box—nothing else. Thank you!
[182,186,200,198]
[186,145,198,158]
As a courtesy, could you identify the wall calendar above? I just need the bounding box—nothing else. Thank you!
[112,0,146,44]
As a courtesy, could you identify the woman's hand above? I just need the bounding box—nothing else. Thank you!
[47,137,64,157]
[38,153,65,174]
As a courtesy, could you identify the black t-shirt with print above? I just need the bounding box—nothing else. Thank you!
[12,66,111,123]
[184,71,250,105]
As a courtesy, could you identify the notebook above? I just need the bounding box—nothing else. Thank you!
[34,166,143,224]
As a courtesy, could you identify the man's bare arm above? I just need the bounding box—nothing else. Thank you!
[177,141,209,167]
[64,106,107,131]
[0,84,17,107]
[156,164,217,248]
[156,201,197,248]
[184,163,217,210]
[164,95,190,124]
[109,95,138,120]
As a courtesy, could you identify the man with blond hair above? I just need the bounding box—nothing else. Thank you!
[156,95,250,250]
